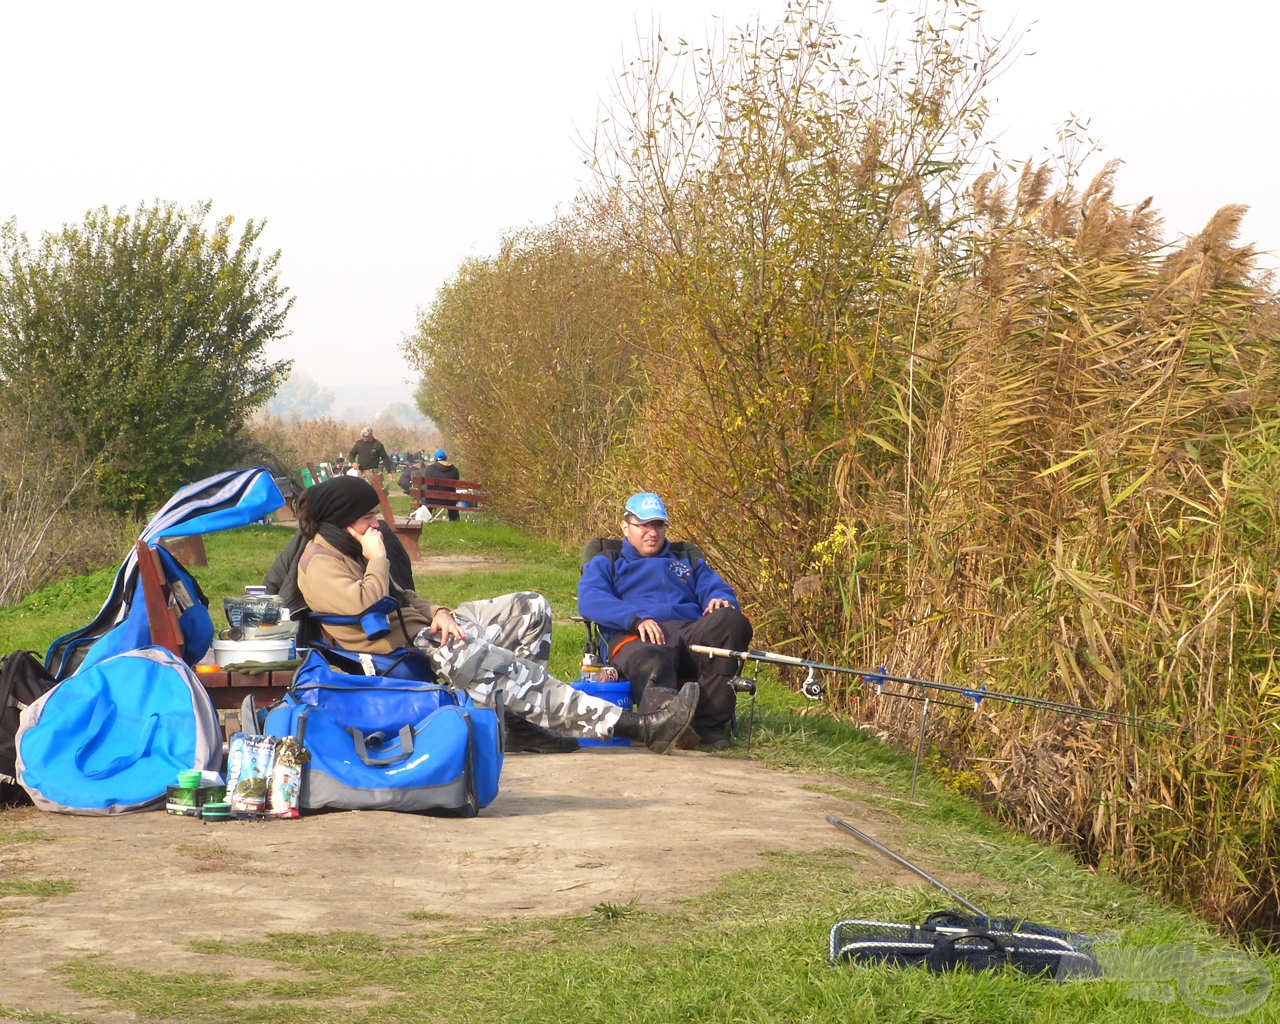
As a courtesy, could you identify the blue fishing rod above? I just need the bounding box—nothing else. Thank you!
[689,643,1180,735]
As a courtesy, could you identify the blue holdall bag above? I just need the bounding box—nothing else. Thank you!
[16,647,222,814]
[263,646,503,815]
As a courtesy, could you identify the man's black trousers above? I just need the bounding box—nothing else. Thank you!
[610,607,752,736]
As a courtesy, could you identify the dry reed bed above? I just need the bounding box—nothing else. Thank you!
[406,2,1280,939]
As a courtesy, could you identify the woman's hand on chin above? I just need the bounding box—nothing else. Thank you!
[348,524,386,560]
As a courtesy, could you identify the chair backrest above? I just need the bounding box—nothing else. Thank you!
[578,537,704,573]
[579,537,622,571]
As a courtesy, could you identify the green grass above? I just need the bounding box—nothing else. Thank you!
[0,564,120,655]
[0,821,67,917]
[0,826,49,844]
[0,1005,78,1024]
[0,878,76,897]
[3,520,1277,1022]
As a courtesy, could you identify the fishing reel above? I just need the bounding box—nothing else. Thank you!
[801,666,825,701]
[728,675,758,695]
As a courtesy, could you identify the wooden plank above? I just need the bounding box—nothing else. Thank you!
[370,475,420,558]
[159,533,207,567]
[409,475,486,513]
[135,541,185,657]
[272,474,298,522]
[137,540,292,708]
[194,666,291,710]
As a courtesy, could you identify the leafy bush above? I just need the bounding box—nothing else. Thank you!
[0,396,135,608]
[405,218,643,541]
[0,201,292,513]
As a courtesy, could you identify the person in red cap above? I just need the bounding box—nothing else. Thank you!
[577,492,752,749]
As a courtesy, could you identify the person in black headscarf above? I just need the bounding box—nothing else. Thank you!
[264,514,414,646]
[290,477,697,753]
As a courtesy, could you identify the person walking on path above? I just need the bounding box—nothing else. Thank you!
[349,427,391,488]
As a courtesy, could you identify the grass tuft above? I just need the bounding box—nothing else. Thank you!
[0,878,76,897]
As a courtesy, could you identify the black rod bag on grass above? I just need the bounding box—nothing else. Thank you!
[829,912,1101,980]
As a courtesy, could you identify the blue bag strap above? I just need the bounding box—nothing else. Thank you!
[293,679,450,696]
[313,596,401,640]
[73,709,162,780]
[308,643,425,679]
[349,725,416,766]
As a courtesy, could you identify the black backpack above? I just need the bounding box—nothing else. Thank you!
[1,650,57,805]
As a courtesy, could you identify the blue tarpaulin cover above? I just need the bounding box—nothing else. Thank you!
[44,467,285,679]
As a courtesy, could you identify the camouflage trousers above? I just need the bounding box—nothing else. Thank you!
[422,591,619,740]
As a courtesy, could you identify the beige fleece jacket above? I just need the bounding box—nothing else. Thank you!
[296,534,440,652]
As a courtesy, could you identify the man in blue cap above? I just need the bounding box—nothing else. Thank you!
[423,448,461,521]
[577,492,752,749]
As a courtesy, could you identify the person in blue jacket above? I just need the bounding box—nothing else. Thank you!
[577,492,752,749]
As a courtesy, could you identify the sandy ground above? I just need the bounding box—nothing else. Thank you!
[0,749,920,1022]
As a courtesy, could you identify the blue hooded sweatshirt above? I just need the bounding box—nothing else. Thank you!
[577,538,738,639]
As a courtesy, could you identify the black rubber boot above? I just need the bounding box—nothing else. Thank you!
[503,711,580,754]
[614,681,699,754]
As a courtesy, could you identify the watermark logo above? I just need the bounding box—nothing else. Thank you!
[1095,940,1272,1018]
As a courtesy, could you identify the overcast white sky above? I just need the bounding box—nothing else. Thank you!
[3,1,1276,421]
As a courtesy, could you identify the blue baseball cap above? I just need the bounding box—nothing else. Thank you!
[624,492,668,523]
[434,449,447,460]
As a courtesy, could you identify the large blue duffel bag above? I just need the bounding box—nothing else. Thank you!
[262,646,502,815]
[16,647,222,814]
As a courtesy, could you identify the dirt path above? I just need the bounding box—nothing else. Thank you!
[1,749,917,1022]
[412,552,505,575]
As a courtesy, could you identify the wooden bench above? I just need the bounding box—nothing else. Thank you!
[369,475,487,559]
[368,477,423,559]
[373,478,486,560]
[409,475,486,521]
[135,540,293,711]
